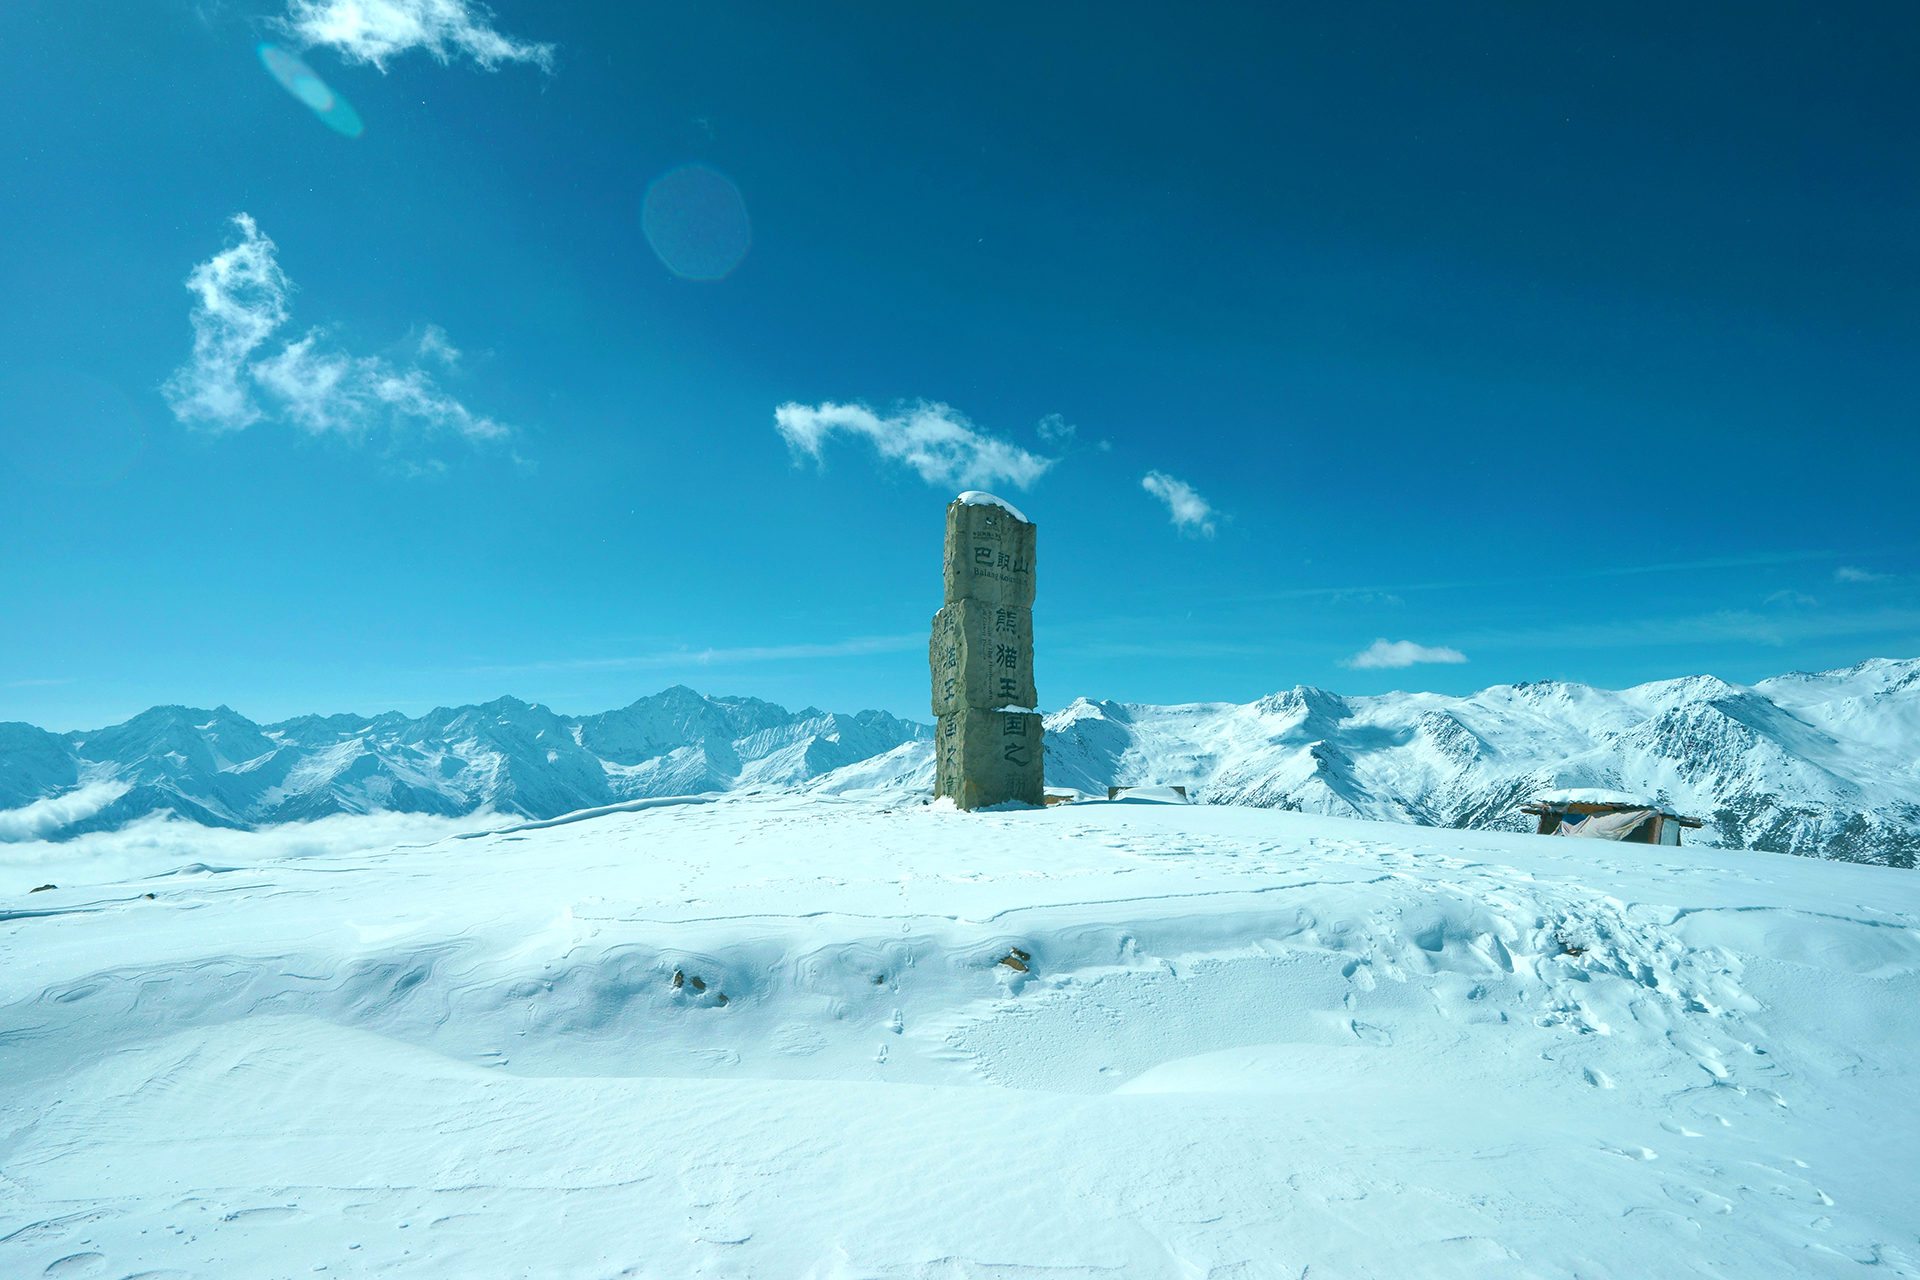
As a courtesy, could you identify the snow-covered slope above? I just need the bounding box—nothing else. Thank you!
[3,794,1915,1276]
[1043,657,1920,867]
[10,687,929,836]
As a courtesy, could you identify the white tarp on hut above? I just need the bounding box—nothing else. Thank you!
[1554,808,1659,841]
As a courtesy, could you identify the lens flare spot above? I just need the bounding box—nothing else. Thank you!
[258,43,363,138]
[642,164,753,281]
[293,76,335,112]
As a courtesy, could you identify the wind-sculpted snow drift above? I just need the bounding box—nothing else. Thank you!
[2,796,1916,1275]
[3,657,1918,865]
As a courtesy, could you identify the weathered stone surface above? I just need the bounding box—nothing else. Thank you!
[934,708,1044,809]
[933,496,1043,809]
[943,501,1037,608]
[929,600,1035,717]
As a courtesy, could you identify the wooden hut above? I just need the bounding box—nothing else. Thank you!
[1520,788,1703,846]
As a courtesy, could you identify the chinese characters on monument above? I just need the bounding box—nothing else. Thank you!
[930,494,1044,808]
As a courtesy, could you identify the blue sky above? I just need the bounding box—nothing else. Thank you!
[3,0,1918,732]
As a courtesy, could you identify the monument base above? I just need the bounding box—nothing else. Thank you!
[934,708,1044,810]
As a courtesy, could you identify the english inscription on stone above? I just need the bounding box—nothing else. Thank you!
[943,502,1036,609]
[930,497,1043,809]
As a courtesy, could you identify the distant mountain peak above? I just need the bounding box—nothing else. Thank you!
[1042,658,1920,869]
[8,687,932,840]
[6,661,1917,868]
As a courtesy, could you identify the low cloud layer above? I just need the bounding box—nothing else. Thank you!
[1141,470,1217,537]
[774,400,1056,491]
[281,0,554,71]
[0,807,512,893]
[1344,639,1470,670]
[0,782,129,843]
[162,214,506,450]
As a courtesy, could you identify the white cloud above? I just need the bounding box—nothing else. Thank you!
[281,0,554,71]
[1141,470,1217,537]
[253,334,508,442]
[0,782,129,843]
[774,400,1056,491]
[1835,566,1890,583]
[163,214,507,449]
[1343,639,1469,670]
[160,213,289,432]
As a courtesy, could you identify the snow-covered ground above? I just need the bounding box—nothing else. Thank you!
[3,789,1916,1278]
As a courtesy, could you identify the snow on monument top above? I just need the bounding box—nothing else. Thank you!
[955,491,1030,524]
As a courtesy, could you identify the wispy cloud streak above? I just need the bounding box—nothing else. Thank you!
[1452,608,1920,653]
[774,401,1056,491]
[163,215,506,449]
[1220,549,1848,608]
[1141,471,1217,537]
[162,214,290,432]
[468,635,924,677]
[281,0,554,70]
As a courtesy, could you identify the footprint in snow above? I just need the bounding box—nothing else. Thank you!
[772,1023,826,1056]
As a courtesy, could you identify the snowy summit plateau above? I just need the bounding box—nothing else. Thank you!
[4,784,1916,1275]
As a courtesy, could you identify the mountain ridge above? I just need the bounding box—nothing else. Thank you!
[1,686,930,838]
[1039,656,1920,867]
[4,659,1918,866]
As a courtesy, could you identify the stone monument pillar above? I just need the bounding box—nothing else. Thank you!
[931,492,1043,808]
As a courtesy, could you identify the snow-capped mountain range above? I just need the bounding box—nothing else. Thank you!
[1043,656,1920,867]
[0,686,930,839]
[3,658,1916,865]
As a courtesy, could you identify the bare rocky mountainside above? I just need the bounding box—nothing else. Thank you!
[3,659,1917,865]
